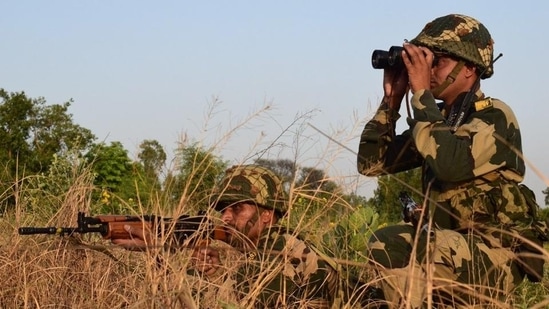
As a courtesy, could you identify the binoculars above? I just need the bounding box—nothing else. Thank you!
[371,46,404,69]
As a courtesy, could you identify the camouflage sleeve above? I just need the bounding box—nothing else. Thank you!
[357,100,423,176]
[408,89,524,182]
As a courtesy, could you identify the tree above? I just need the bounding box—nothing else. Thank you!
[86,142,131,191]
[165,143,228,212]
[85,141,139,213]
[0,89,95,173]
[0,90,33,170]
[0,89,95,209]
[30,100,95,170]
[138,139,166,180]
[297,166,338,192]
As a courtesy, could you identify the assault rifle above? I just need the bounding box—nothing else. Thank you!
[18,211,220,245]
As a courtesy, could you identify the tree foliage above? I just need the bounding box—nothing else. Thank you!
[23,151,94,217]
[85,141,142,213]
[138,139,166,181]
[165,143,229,212]
[31,100,95,169]
[0,89,95,209]
[86,142,132,191]
[0,89,95,174]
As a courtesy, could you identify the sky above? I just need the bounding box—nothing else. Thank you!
[1,1,548,204]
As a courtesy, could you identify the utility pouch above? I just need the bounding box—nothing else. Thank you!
[517,237,545,282]
[519,184,549,241]
[516,184,548,282]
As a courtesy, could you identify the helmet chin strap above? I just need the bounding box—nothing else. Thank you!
[430,60,466,98]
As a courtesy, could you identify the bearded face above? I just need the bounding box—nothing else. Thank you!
[220,202,263,248]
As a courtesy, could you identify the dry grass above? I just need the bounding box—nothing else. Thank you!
[2,104,549,309]
[6,182,549,309]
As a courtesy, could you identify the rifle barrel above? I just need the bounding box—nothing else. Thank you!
[18,227,79,236]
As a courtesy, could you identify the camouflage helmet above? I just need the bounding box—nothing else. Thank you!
[211,164,287,216]
[411,14,494,79]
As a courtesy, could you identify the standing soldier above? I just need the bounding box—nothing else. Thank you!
[358,14,547,308]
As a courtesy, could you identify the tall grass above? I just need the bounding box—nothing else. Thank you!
[2,104,548,308]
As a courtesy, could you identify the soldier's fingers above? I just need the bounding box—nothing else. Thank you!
[112,238,146,251]
[206,247,220,259]
[191,247,210,260]
[124,224,145,240]
[208,251,221,264]
[420,47,434,64]
[111,238,128,246]
[403,44,429,66]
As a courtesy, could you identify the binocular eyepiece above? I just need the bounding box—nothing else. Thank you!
[371,46,404,69]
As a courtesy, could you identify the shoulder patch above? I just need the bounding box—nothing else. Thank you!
[474,98,493,112]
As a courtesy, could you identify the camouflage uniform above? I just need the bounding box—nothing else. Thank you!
[358,14,546,308]
[231,225,337,308]
[210,165,340,308]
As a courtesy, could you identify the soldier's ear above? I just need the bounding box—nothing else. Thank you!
[464,63,477,78]
[259,209,275,224]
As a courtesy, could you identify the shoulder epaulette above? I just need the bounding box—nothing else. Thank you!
[474,97,493,112]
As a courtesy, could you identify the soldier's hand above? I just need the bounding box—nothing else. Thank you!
[383,54,409,110]
[191,245,221,276]
[112,225,152,251]
[401,43,433,93]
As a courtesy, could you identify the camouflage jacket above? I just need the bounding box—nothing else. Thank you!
[233,225,338,308]
[357,89,538,235]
